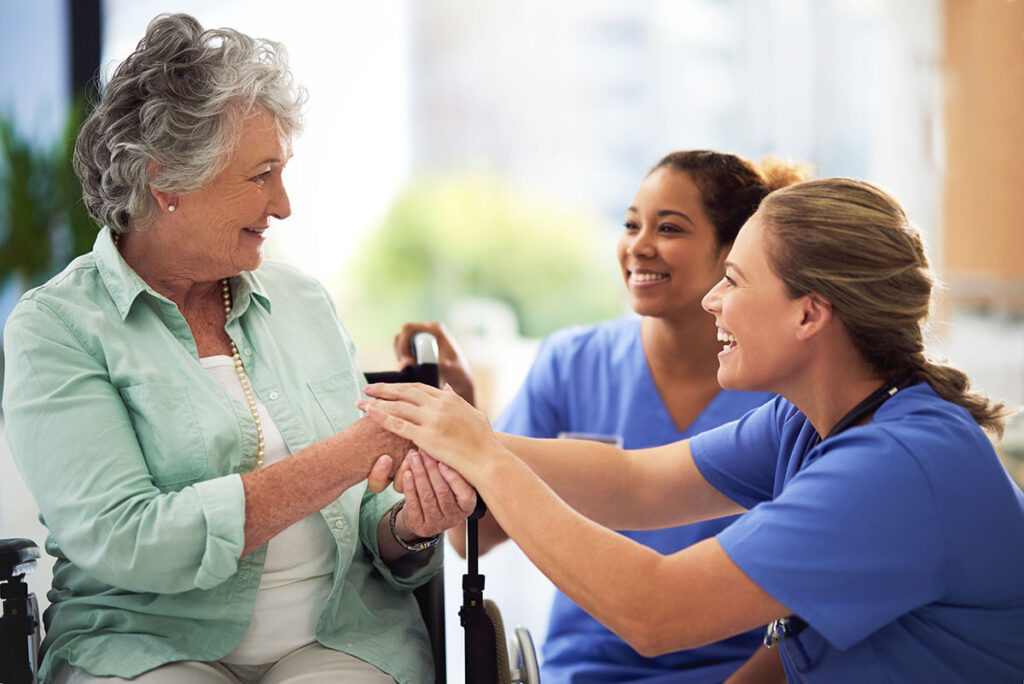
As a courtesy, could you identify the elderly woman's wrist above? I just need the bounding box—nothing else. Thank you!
[389,501,440,552]
[348,416,409,471]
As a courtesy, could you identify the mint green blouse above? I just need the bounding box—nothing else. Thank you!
[2,228,439,683]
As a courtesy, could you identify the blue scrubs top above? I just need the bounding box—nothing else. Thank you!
[691,383,1024,683]
[495,318,774,684]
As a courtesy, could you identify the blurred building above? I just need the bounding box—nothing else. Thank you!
[408,0,943,235]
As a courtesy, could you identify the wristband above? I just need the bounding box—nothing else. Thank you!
[388,501,441,553]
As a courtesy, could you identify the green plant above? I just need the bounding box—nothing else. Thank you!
[344,175,624,348]
[0,95,96,292]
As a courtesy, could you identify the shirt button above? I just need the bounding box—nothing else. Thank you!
[244,348,253,356]
[334,519,346,530]
[268,391,279,400]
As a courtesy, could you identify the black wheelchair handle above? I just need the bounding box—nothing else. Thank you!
[0,538,40,579]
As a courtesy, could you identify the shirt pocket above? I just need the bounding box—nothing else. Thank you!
[307,371,362,433]
[119,383,209,487]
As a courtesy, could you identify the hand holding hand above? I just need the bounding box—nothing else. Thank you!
[394,449,477,540]
[393,321,475,405]
[359,382,500,482]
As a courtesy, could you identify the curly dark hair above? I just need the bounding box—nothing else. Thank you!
[651,150,812,247]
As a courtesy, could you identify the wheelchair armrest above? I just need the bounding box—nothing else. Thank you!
[0,539,39,580]
[364,332,440,388]
[364,363,439,389]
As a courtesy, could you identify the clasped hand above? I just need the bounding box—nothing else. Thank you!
[377,447,477,541]
[359,382,500,488]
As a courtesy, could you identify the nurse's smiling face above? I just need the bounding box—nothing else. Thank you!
[701,211,809,393]
[617,167,727,323]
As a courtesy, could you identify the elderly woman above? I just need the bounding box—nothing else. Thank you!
[1,13,473,684]
[363,178,1024,682]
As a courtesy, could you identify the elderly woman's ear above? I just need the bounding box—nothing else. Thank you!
[148,184,178,214]
[146,160,177,214]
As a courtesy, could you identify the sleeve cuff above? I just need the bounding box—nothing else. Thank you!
[361,488,443,587]
[191,474,246,589]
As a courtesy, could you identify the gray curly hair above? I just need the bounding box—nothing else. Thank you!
[74,13,307,233]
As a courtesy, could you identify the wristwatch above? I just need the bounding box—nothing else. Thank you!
[389,500,441,553]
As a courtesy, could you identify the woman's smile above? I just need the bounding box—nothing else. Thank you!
[241,226,268,240]
[628,269,670,287]
[716,327,737,357]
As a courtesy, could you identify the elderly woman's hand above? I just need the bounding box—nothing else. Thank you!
[366,453,399,493]
[394,321,475,405]
[393,449,477,540]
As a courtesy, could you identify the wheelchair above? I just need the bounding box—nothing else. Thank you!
[2,332,538,684]
[0,539,40,684]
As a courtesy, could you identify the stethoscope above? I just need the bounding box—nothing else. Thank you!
[763,373,917,652]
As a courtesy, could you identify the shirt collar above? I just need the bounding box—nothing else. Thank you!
[229,269,273,320]
[94,226,273,321]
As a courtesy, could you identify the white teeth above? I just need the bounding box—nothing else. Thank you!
[631,272,668,282]
[720,327,737,356]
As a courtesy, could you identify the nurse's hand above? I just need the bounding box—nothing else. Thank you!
[359,382,500,482]
[393,321,475,406]
[394,449,477,539]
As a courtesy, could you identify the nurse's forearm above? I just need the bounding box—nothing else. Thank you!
[494,433,737,530]
[239,417,410,558]
[475,451,785,655]
[495,433,635,520]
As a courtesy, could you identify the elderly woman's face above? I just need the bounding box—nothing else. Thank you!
[173,108,291,276]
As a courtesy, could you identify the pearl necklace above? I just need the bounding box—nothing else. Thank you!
[221,278,266,468]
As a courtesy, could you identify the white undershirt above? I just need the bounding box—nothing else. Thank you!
[200,355,336,665]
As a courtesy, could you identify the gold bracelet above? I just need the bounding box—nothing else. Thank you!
[388,501,441,553]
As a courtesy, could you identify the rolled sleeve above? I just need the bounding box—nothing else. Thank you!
[358,488,442,588]
[192,475,246,589]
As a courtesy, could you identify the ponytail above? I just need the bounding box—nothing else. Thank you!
[762,178,1012,439]
[910,352,1011,439]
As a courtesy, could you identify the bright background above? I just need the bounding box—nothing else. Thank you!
[2,2,1022,682]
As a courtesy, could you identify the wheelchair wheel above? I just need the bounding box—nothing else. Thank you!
[481,599,511,684]
[509,625,540,684]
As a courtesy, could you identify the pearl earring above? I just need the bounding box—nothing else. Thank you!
[167,204,176,212]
